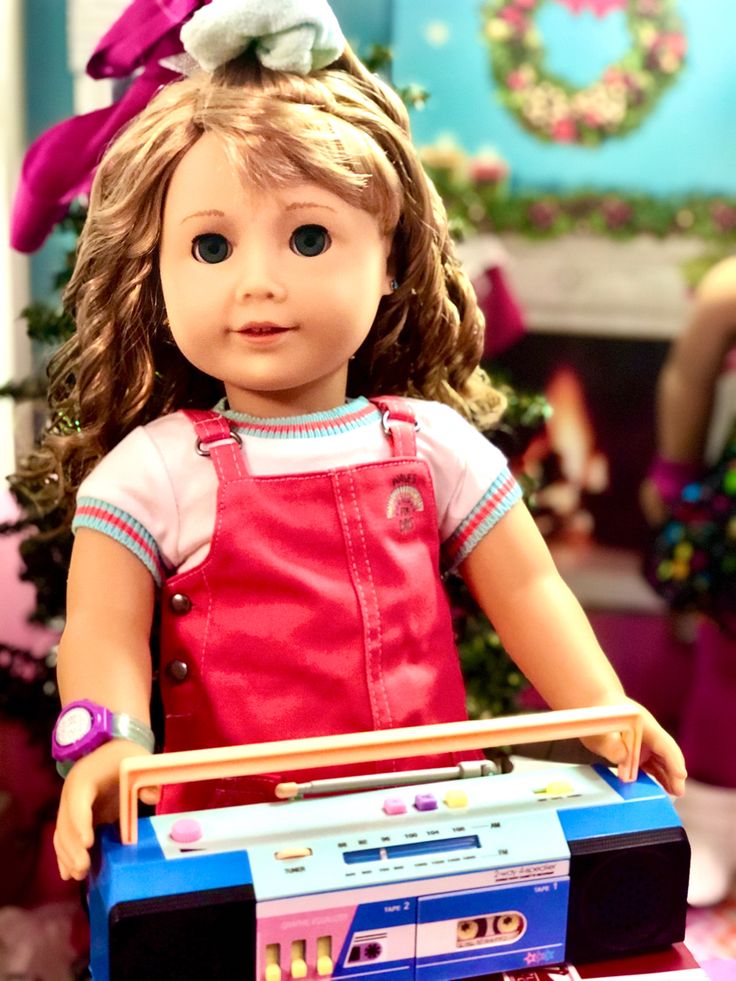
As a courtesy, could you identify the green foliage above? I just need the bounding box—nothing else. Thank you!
[450,577,527,719]
[361,43,393,75]
[361,43,430,111]
[0,376,48,402]
[450,379,551,719]
[19,301,76,347]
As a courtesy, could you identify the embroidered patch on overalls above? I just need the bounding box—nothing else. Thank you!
[387,474,425,533]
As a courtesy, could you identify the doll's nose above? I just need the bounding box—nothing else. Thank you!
[235,252,287,302]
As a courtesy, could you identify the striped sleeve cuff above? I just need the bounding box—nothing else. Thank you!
[443,467,523,573]
[72,497,167,586]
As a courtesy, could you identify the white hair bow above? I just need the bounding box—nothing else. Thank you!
[180,0,346,75]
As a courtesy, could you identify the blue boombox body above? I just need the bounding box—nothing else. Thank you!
[87,761,689,980]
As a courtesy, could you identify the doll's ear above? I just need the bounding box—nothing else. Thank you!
[382,246,397,296]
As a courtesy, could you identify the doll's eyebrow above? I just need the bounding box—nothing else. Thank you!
[180,209,226,224]
[285,201,336,213]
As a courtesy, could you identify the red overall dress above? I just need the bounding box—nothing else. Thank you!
[158,399,480,814]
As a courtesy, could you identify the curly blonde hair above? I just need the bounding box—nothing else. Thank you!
[23,45,504,525]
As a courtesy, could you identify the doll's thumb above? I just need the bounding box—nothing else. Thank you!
[138,785,162,806]
[582,731,628,768]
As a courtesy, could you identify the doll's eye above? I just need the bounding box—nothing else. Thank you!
[290,224,331,257]
[191,233,232,264]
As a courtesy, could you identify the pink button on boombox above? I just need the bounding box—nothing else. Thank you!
[169,818,204,843]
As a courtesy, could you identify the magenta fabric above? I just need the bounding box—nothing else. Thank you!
[10,0,208,253]
[647,454,704,508]
[157,401,479,813]
[677,619,736,788]
[478,266,527,359]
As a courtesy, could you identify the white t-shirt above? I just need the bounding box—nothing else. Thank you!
[72,396,521,585]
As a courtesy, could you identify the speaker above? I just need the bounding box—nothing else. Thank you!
[107,884,256,981]
[565,826,690,963]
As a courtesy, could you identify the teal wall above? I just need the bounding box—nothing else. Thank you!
[22,0,74,303]
[24,0,74,139]
[332,0,391,50]
[393,0,736,197]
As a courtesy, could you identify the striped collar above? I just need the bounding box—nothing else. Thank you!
[213,396,381,439]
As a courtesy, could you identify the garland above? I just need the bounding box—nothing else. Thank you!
[475,191,736,241]
[419,141,736,244]
[482,0,686,146]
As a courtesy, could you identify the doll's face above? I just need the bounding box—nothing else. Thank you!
[159,132,394,416]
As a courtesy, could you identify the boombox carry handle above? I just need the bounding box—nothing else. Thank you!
[118,705,643,844]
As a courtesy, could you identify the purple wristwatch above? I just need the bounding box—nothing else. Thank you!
[52,699,155,777]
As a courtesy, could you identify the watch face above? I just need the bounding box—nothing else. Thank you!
[55,705,94,747]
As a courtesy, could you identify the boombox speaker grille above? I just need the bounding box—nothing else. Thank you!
[109,883,256,981]
[565,826,690,964]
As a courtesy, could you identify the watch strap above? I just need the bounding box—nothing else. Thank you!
[112,713,156,752]
[56,711,155,779]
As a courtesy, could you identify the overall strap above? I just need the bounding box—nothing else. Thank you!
[370,396,418,458]
[183,409,247,483]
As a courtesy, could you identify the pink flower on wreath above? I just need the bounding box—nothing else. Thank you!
[647,37,684,72]
[552,117,578,142]
[663,32,687,60]
[513,0,536,9]
[507,69,529,90]
[556,0,627,16]
[711,202,736,233]
[603,66,624,85]
[636,0,662,15]
[469,156,509,184]
[499,5,529,32]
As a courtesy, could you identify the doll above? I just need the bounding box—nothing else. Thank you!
[22,0,685,882]
[642,255,736,905]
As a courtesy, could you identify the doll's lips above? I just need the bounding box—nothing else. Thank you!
[236,322,292,336]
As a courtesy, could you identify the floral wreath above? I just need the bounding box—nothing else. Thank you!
[482,0,686,146]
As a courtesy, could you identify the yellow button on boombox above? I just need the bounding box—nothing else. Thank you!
[542,780,574,797]
[444,790,468,808]
[274,847,313,861]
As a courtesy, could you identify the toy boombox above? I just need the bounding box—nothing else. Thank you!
[87,707,690,981]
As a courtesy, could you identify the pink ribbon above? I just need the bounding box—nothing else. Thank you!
[11,0,208,253]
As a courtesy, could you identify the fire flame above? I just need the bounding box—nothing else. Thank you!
[527,366,609,540]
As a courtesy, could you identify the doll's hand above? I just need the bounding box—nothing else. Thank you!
[639,477,669,528]
[54,740,159,881]
[580,698,686,797]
